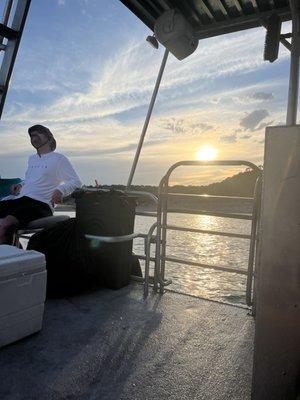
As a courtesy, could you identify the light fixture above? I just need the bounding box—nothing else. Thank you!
[154,10,199,60]
[146,34,159,49]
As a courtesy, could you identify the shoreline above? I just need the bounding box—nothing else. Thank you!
[57,197,253,214]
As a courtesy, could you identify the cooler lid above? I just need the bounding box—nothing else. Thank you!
[0,245,46,279]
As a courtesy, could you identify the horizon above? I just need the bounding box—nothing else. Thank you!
[0,0,291,186]
[83,166,259,187]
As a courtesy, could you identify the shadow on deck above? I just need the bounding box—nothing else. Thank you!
[0,284,254,400]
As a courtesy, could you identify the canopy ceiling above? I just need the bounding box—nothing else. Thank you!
[120,0,291,40]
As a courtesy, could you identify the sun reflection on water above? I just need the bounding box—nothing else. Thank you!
[134,211,252,305]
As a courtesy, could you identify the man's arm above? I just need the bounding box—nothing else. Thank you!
[55,155,82,199]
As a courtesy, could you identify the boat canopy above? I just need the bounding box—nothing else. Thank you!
[120,0,291,41]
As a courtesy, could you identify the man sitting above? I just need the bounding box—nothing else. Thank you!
[0,125,82,244]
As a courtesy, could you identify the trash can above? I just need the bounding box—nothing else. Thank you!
[74,189,137,289]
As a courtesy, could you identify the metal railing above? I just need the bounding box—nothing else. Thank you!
[16,170,262,305]
[153,160,262,306]
[83,163,262,305]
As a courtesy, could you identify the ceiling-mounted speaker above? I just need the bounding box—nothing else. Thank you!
[154,9,198,60]
[264,14,281,63]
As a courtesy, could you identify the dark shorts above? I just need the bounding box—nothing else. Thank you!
[0,196,52,227]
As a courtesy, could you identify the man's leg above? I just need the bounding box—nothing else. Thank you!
[0,215,19,244]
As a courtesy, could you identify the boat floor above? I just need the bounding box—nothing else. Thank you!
[0,284,254,400]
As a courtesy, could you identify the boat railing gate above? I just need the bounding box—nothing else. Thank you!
[144,160,262,307]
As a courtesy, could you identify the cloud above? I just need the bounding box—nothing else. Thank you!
[57,0,66,5]
[240,134,251,139]
[219,134,237,143]
[252,92,274,101]
[66,139,164,158]
[210,98,220,104]
[2,18,289,184]
[239,109,269,131]
[6,27,283,130]
[158,117,214,136]
[234,91,274,104]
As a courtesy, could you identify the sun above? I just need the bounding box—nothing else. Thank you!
[196,145,218,161]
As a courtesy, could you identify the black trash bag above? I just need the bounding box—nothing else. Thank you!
[27,218,98,298]
[74,189,137,289]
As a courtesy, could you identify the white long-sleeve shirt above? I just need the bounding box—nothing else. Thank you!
[17,152,82,208]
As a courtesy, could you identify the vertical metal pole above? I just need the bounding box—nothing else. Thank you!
[159,185,169,294]
[154,176,165,292]
[126,49,169,189]
[144,222,157,298]
[286,0,300,125]
[245,176,262,307]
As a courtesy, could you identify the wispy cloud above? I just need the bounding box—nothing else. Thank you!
[6,28,286,126]
[158,117,214,136]
[66,139,164,158]
[1,13,291,184]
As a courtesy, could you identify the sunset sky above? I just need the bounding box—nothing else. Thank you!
[0,0,293,186]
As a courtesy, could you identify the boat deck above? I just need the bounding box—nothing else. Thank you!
[0,284,254,400]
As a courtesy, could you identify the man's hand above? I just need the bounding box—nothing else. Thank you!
[51,189,63,206]
[10,183,22,196]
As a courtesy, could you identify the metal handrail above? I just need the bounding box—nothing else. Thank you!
[164,224,252,239]
[161,192,254,201]
[162,160,261,184]
[161,208,252,220]
[125,189,158,205]
[17,172,262,304]
[85,232,139,243]
[155,160,262,306]
[245,176,262,305]
[164,256,248,275]
[136,211,157,217]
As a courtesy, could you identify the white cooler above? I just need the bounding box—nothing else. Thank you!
[0,245,47,348]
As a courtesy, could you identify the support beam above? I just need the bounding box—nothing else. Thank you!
[280,37,292,51]
[0,0,31,120]
[286,0,300,125]
[0,23,18,40]
[252,126,300,399]
[126,49,169,189]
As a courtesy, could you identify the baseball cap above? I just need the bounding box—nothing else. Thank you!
[28,124,56,151]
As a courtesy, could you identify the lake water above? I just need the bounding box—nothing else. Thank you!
[134,213,251,305]
[55,210,251,306]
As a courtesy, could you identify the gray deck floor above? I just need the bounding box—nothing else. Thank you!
[0,284,254,400]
